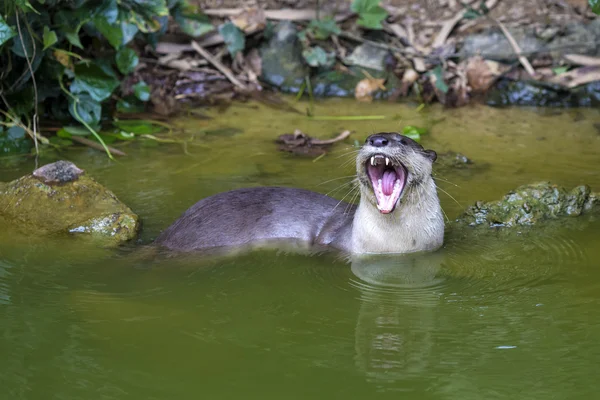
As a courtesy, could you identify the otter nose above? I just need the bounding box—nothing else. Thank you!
[367,135,389,147]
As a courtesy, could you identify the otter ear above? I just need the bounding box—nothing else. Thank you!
[424,149,437,163]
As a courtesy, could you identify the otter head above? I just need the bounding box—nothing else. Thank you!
[356,132,437,214]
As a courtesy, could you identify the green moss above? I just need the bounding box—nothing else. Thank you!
[456,182,597,228]
[0,172,139,244]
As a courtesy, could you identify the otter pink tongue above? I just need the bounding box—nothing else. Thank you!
[382,170,396,195]
[366,162,407,214]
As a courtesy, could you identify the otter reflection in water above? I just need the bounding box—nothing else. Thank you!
[350,252,445,387]
[155,133,444,254]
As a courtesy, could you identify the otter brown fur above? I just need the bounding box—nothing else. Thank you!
[155,133,444,254]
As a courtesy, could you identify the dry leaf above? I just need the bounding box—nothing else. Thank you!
[231,8,266,33]
[400,68,419,96]
[54,50,71,68]
[245,48,262,77]
[355,78,386,102]
[465,56,509,94]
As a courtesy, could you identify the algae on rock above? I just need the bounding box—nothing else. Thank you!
[0,161,139,244]
[456,181,598,228]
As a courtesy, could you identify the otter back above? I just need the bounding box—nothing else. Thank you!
[154,187,354,252]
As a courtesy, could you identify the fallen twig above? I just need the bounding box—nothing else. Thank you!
[493,18,537,78]
[311,130,352,145]
[190,41,248,90]
[550,65,600,88]
[431,11,464,49]
[70,136,127,156]
[563,54,600,67]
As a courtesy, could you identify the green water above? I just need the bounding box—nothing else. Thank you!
[1,100,600,399]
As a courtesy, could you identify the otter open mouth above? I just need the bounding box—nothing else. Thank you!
[366,155,407,214]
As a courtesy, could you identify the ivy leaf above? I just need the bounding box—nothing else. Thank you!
[117,96,145,113]
[11,25,34,57]
[71,63,120,102]
[115,47,139,74]
[64,30,84,49]
[307,18,341,40]
[0,15,16,47]
[93,18,123,49]
[219,22,245,56]
[173,8,214,37]
[42,26,58,50]
[57,126,92,137]
[68,94,102,126]
[113,119,164,134]
[402,125,427,141]
[133,81,151,101]
[351,0,388,30]
[589,0,600,15]
[429,65,449,94]
[302,46,335,68]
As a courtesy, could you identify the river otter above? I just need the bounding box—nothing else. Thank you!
[155,133,444,254]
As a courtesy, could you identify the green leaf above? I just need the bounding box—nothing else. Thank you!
[351,0,388,30]
[174,8,214,37]
[68,94,102,126]
[307,18,341,40]
[42,26,58,50]
[58,126,92,137]
[93,18,124,49]
[133,81,151,101]
[11,25,34,57]
[429,65,449,94]
[402,126,427,141]
[64,31,84,49]
[113,119,164,134]
[117,96,145,113]
[219,22,245,56]
[71,63,120,102]
[589,0,600,14]
[302,46,335,68]
[462,8,481,20]
[0,15,16,47]
[553,66,569,75]
[116,47,139,74]
[7,126,26,140]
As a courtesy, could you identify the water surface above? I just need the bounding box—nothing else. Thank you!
[1,100,600,399]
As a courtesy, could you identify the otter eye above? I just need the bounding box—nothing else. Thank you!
[400,139,408,145]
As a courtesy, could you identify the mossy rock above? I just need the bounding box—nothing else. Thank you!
[456,181,598,228]
[0,161,139,244]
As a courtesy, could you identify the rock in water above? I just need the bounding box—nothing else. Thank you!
[456,182,598,228]
[0,161,139,244]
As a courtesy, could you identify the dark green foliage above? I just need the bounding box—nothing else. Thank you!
[0,0,209,155]
[351,0,388,30]
[589,0,600,15]
[302,46,335,68]
[219,22,245,56]
[305,18,340,40]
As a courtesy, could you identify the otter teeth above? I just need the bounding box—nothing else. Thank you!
[371,157,375,166]
[385,157,390,166]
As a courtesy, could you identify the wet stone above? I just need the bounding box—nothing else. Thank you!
[460,28,545,62]
[0,161,139,244]
[345,43,390,72]
[32,160,85,184]
[455,182,598,228]
[486,79,600,108]
[259,22,309,93]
